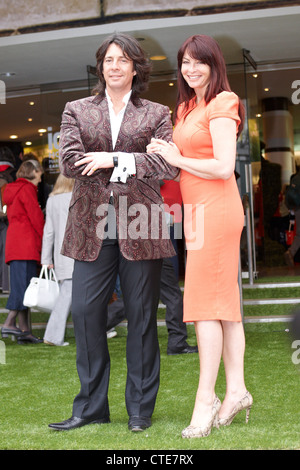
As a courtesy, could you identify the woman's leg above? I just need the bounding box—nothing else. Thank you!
[218,320,247,418]
[3,309,18,328]
[5,260,37,332]
[17,309,31,331]
[189,320,223,427]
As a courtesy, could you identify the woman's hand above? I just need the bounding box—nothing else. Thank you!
[74,152,114,176]
[147,138,182,167]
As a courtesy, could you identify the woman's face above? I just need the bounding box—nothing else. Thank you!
[32,170,42,186]
[181,51,211,95]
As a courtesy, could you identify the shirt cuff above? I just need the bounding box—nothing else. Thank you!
[110,153,136,183]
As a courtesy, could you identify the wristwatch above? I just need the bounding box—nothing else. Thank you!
[113,155,118,168]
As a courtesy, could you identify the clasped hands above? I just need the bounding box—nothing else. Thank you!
[147,138,181,167]
[74,152,113,176]
[74,139,181,176]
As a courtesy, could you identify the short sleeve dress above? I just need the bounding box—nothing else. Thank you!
[173,91,244,322]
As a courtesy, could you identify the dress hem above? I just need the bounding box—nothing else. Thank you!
[183,314,242,323]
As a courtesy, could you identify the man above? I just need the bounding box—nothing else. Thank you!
[48,33,178,432]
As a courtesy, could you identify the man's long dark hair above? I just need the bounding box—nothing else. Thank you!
[175,35,244,137]
[92,33,152,105]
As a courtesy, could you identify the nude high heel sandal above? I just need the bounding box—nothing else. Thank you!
[217,391,253,427]
[181,395,221,438]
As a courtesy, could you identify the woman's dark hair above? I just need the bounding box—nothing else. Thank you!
[175,35,244,136]
[92,33,152,104]
[0,146,16,166]
[22,152,39,162]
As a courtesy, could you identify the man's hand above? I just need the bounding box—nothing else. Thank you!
[75,152,114,175]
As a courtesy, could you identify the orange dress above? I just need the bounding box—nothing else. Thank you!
[173,91,244,322]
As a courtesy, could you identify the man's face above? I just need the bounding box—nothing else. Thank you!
[102,43,136,94]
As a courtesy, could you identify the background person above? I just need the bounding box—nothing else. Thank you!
[41,174,74,347]
[284,169,300,266]
[23,152,52,211]
[1,160,44,343]
[0,146,17,293]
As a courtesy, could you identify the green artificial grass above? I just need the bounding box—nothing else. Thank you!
[1,275,299,451]
[242,276,300,318]
[242,287,300,299]
[0,322,299,450]
[243,303,294,317]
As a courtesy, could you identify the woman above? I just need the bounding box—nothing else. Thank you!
[0,146,17,292]
[1,159,44,343]
[41,174,75,346]
[148,35,252,438]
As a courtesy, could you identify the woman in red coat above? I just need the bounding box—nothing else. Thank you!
[1,159,45,343]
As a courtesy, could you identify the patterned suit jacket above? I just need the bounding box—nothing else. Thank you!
[59,94,179,261]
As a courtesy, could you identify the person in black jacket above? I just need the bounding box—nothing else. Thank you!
[284,170,300,266]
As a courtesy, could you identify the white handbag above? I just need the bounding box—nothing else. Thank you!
[23,265,60,313]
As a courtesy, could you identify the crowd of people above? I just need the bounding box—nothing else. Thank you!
[1,32,253,439]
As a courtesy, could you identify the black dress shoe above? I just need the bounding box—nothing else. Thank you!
[167,344,198,355]
[17,332,43,344]
[48,415,110,431]
[128,416,151,432]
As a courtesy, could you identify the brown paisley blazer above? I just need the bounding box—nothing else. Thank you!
[59,94,179,262]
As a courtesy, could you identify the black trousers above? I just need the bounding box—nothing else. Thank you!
[71,238,162,421]
[107,257,188,352]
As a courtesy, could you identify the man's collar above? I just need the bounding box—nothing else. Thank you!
[105,89,132,107]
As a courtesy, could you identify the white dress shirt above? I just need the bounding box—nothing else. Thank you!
[106,89,136,183]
